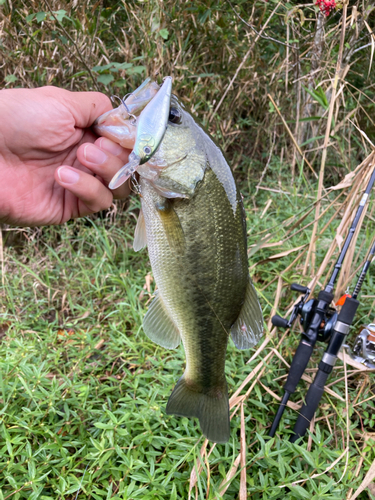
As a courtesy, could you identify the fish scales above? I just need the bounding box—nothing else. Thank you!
[141,165,250,443]
[93,78,263,443]
[141,166,248,378]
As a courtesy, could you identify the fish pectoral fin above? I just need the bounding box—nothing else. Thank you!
[166,375,230,444]
[143,291,181,349]
[230,278,264,350]
[156,199,185,255]
[133,209,147,251]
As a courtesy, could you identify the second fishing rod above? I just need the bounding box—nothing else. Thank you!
[268,163,375,438]
[290,236,375,441]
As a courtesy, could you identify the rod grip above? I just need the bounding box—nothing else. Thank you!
[338,297,359,324]
[268,391,290,437]
[290,369,330,442]
[284,341,313,394]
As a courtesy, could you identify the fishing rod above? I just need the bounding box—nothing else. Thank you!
[290,237,375,441]
[351,236,375,301]
[268,164,375,439]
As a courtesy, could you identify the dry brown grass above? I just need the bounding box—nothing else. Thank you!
[2,0,375,497]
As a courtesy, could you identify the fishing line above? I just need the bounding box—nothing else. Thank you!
[74,463,90,500]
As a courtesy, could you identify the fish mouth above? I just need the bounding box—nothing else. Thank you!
[93,107,137,149]
[93,79,160,149]
[93,76,173,190]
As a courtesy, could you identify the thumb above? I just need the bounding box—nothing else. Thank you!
[60,88,113,129]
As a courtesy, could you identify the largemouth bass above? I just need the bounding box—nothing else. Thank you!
[94,78,263,443]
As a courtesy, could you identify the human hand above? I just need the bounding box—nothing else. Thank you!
[0,86,132,227]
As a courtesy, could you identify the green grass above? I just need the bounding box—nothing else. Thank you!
[1,170,375,499]
[2,0,375,497]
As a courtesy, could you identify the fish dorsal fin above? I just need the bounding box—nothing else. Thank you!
[230,278,263,350]
[143,291,181,349]
[133,209,147,252]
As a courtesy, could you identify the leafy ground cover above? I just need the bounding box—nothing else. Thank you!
[1,0,375,498]
[1,164,374,499]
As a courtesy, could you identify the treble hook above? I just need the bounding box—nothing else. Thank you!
[131,174,142,196]
[110,95,137,122]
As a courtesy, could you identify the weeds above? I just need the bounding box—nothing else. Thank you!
[1,0,375,498]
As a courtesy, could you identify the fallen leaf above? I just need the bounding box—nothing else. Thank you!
[74,310,91,321]
[57,328,75,342]
[219,453,241,494]
[348,457,375,499]
[0,321,11,341]
[329,171,355,191]
[255,245,306,265]
[94,339,105,350]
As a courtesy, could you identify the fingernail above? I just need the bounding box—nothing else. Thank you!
[98,137,123,156]
[84,144,108,164]
[57,166,80,184]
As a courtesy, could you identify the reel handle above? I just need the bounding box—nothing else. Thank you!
[271,283,310,329]
[271,315,290,328]
[291,283,309,293]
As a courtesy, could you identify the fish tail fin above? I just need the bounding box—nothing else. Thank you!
[166,375,230,443]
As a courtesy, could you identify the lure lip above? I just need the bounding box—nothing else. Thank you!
[108,152,141,190]
[108,76,173,190]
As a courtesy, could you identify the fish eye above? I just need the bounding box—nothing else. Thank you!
[143,146,152,155]
[168,107,182,124]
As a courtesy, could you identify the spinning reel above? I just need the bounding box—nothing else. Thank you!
[345,323,375,369]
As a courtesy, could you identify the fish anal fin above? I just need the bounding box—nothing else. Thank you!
[133,209,147,252]
[166,375,230,443]
[155,199,185,255]
[231,278,264,350]
[143,291,181,349]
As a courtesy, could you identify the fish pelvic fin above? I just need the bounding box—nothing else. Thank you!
[133,209,147,251]
[143,291,181,349]
[166,375,230,444]
[230,277,264,350]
